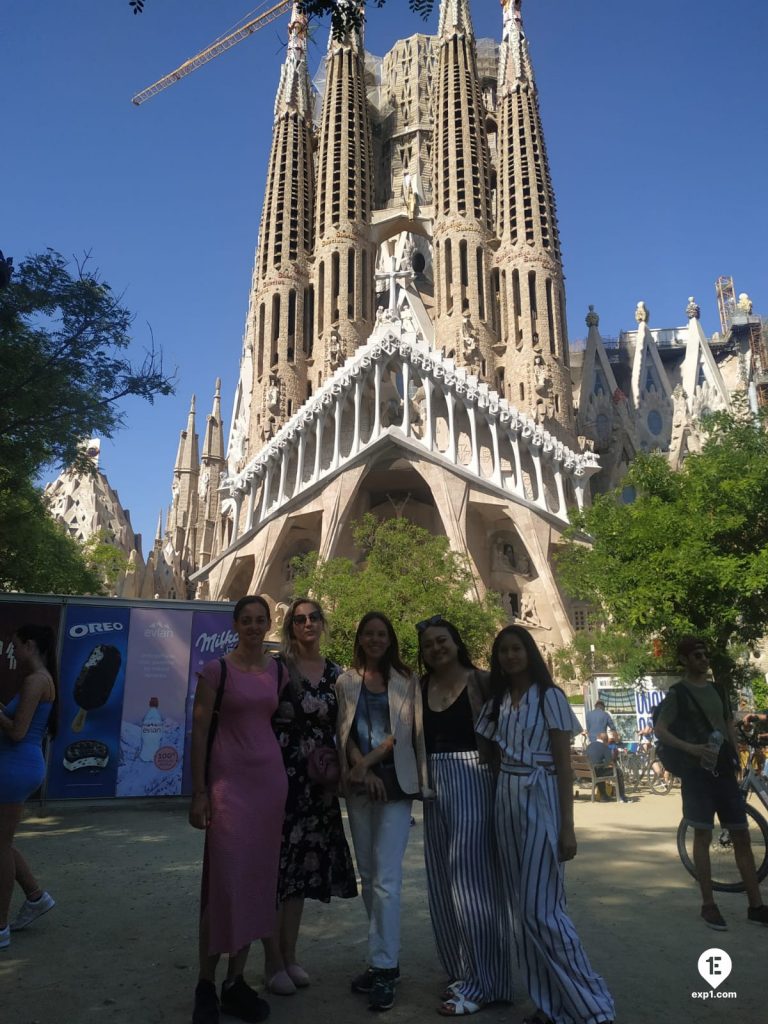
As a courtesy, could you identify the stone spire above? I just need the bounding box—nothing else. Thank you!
[437,0,474,37]
[431,0,497,377]
[493,0,572,433]
[311,2,376,392]
[196,378,227,568]
[167,395,199,556]
[243,3,315,455]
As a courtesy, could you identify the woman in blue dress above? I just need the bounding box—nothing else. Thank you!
[0,624,58,951]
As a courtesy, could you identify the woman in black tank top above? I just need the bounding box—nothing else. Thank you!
[417,618,513,1015]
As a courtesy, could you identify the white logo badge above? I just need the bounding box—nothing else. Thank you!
[697,948,732,990]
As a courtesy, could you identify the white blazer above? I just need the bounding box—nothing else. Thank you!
[336,667,431,798]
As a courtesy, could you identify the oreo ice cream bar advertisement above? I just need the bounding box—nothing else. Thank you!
[116,608,192,798]
[48,605,131,798]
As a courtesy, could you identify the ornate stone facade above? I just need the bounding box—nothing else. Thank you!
[148,1,760,650]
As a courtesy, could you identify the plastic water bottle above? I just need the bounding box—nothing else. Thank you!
[139,697,163,762]
[700,730,723,773]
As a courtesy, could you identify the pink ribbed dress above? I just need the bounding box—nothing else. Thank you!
[198,657,287,954]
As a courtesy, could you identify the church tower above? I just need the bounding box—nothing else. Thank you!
[195,378,226,569]
[245,4,315,451]
[167,395,199,559]
[310,6,376,391]
[494,0,573,431]
[431,0,497,375]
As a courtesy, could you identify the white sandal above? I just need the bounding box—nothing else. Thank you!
[437,993,484,1016]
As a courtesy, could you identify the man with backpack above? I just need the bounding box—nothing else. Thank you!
[654,636,768,930]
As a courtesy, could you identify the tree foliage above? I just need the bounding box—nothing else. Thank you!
[0,250,175,594]
[556,403,768,684]
[83,530,132,591]
[0,480,103,595]
[0,250,174,482]
[129,1,436,37]
[290,514,504,670]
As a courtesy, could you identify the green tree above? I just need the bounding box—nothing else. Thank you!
[0,250,175,593]
[291,514,504,669]
[0,480,103,595]
[129,1,436,36]
[0,250,173,482]
[556,403,768,685]
[83,530,132,591]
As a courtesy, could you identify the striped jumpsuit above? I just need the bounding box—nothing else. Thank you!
[422,685,514,1006]
[476,686,615,1024]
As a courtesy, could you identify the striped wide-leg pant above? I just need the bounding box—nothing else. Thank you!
[496,764,615,1024]
[424,751,514,1004]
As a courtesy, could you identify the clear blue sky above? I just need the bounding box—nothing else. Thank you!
[3,0,766,551]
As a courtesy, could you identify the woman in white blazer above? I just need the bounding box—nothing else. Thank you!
[336,611,430,1013]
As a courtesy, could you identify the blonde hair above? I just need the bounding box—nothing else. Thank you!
[281,597,326,663]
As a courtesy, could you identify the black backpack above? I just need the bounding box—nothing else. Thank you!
[651,681,734,776]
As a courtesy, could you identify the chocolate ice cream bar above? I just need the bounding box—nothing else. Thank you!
[71,644,122,732]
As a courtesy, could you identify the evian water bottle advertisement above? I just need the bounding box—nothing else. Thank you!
[181,609,239,795]
[116,608,193,797]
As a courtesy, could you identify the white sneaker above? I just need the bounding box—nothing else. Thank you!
[0,925,9,950]
[11,891,55,931]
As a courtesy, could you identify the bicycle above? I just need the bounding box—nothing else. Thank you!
[619,744,672,795]
[677,726,768,893]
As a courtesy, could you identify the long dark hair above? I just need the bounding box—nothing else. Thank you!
[16,623,59,738]
[488,624,556,722]
[417,617,476,678]
[353,611,410,683]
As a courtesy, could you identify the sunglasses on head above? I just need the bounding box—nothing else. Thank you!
[292,611,323,626]
[416,615,446,633]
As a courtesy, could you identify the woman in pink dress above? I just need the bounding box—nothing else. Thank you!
[189,595,288,1024]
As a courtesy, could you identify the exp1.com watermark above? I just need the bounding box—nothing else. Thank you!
[691,949,737,1000]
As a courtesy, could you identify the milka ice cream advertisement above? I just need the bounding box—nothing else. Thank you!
[181,610,239,795]
[48,605,131,798]
[116,608,193,797]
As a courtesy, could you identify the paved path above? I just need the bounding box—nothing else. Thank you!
[2,788,763,1023]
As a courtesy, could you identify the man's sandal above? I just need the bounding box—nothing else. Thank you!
[437,994,484,1016]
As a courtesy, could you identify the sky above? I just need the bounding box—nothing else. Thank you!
[3,0,767,552]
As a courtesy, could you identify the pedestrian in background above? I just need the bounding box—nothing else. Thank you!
[0,624,58,952]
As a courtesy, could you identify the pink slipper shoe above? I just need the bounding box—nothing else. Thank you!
[267,970,297,996]
[286,963,310,987]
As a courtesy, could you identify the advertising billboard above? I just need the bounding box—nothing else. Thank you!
[48,604,131,799]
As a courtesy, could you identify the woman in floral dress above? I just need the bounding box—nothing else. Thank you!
[262,598,357,995]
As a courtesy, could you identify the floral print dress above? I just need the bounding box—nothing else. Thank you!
[274,658,358,903]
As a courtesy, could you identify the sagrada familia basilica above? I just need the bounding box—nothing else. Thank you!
[47,1,763,652]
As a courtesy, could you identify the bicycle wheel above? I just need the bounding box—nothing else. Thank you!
[677,804,768,893]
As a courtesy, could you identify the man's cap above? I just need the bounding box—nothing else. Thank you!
[677,635,708,659]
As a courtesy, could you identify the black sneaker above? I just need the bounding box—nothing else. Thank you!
[747,905,768,926]
[369,973,397,1012]
[220,975,270,1023]
[351,965,400,994]
[192,980,220,1024]
[701,903,727,931]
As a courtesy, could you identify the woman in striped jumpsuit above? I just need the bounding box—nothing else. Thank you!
[476,625,615,1024]
[418,618,514,1016]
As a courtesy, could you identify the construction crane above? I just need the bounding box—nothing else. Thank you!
[131,0,293,106]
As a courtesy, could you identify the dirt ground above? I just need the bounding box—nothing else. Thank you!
[1,787,764,1024]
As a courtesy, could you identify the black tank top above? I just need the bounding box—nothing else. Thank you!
[422,682,478,755]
